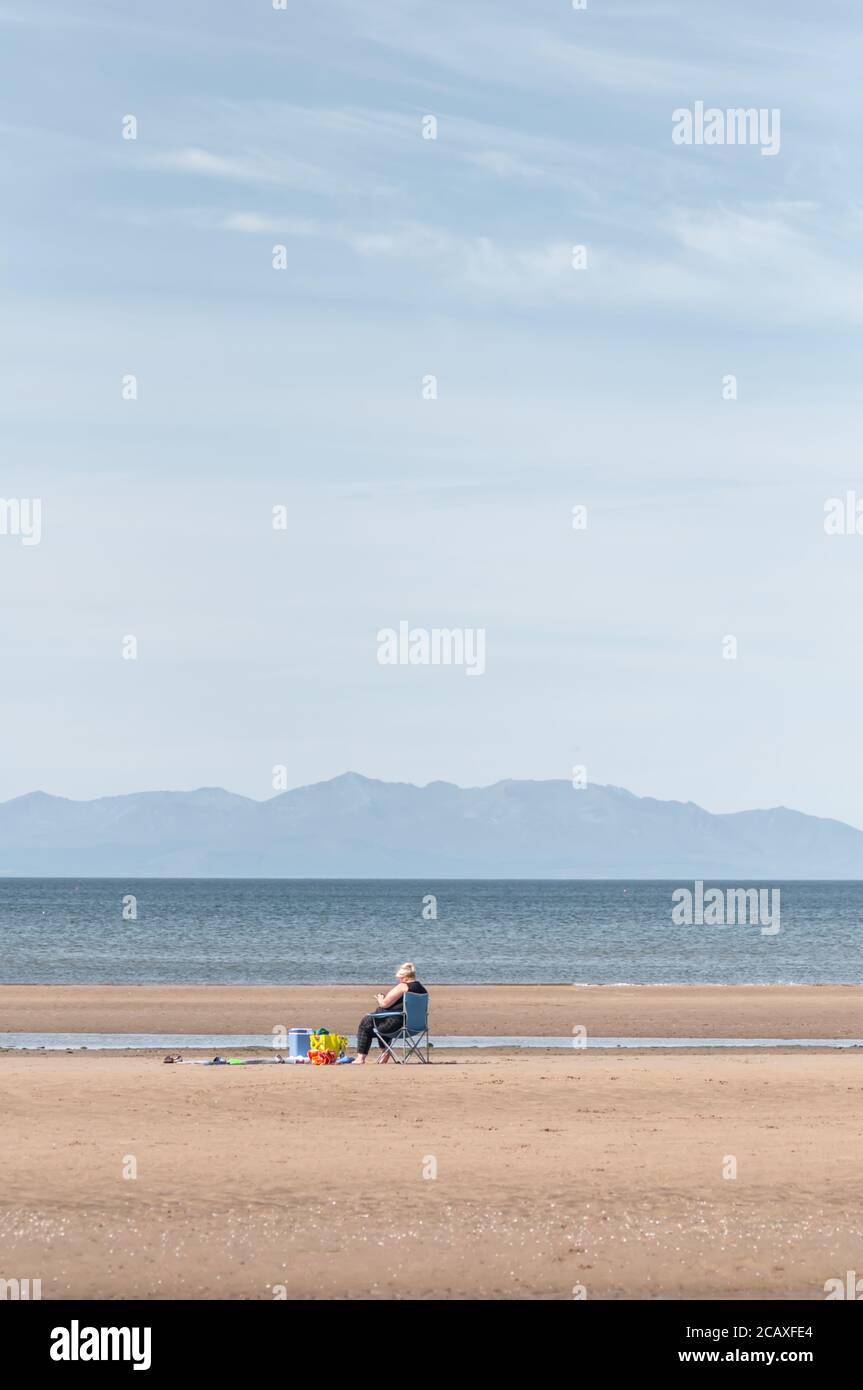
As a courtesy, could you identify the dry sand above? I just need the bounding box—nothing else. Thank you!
[2,1046,862,1299]
[2,986,861,1299]
[2,982,862,1037]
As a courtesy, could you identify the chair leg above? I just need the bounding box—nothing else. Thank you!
[403,1031,429,1063]
[374,1030,405,1063]
[372,1029,430,1064]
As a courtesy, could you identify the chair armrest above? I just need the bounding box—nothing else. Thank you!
[372,1010,404,1018]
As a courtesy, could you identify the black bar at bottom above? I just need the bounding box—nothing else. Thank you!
[5,1298,858,1374]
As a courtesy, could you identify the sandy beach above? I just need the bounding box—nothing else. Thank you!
[1,1047,862,1300]
[1,985,862,1299]
[2,982,863,1037]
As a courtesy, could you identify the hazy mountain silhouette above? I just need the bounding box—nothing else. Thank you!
[0,774,861,877]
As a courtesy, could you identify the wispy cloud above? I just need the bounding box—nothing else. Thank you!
[463,149,556,182]
[141,145,368,195]
[340,0,759,98]
[213,198,863,327]
[221,211,321,236]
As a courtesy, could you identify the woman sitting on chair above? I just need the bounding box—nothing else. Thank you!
[355,962,428,1065]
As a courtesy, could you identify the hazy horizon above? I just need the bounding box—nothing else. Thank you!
[1,768,859,834]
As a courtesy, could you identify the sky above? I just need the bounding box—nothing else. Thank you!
[1,0,861,825]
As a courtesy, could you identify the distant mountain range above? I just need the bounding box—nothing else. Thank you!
[0,774,861,878]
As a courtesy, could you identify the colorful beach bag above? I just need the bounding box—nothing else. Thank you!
[308,1030,347,1063]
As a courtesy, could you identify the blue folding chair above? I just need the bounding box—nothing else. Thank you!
[371,989,430,1064]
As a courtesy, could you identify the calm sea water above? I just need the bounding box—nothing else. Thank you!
[0,878,861,985]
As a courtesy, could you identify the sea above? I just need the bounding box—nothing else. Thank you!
[0,878,861,985]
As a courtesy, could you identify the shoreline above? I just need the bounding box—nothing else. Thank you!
[2,983,862,1037]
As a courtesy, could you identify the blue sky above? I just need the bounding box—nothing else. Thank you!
[1,0,862,826]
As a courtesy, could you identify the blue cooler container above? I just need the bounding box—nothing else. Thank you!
[288,1028,312,1060]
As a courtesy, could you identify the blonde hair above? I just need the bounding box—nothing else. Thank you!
[396,962,416,981]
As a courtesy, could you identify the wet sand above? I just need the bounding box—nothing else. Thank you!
[2,983,862,1038]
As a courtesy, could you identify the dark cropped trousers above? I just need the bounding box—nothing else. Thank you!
[356,1009,402,1055]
